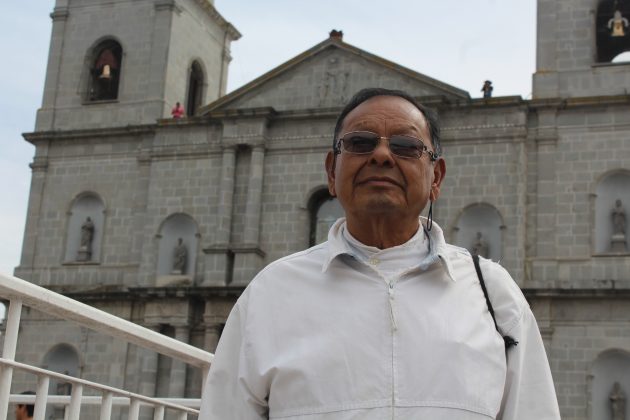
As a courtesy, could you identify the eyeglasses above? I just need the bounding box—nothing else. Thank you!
[335,131,438,161]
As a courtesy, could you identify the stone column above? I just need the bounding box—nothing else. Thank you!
[14,154,49,280]
[243,145,265,245]
[233,145,266,285]
[204,323,224,354]
[35,5,69,131]
[168,325,189,398]
[202,145,236,286]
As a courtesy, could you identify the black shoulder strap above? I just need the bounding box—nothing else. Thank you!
[472,254,518,350]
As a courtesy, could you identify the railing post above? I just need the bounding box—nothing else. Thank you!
[0,299,23,420]
[177,411,188,420]
[129,398,141,420]
[99,391,113,420]
[153,405,165,420]
[33,375,50,420]
[67,383,82,420]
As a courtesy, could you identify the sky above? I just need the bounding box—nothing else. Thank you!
[0,0,537,276]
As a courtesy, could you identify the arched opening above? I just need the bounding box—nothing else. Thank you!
[156,213,199,278]
[186,61,204,116]
[308,189,344,246]
[87,39,123,101]
[64,192,105,263]
[453,203,504,261]
[42,344,81,419]
[594,171,630,254]
[596,0,630,63]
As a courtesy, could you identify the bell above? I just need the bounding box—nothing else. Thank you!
[99,64,111,79]
[612,21,625,36]
[609,10,628,37]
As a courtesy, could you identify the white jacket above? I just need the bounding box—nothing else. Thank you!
[199,220,560,419]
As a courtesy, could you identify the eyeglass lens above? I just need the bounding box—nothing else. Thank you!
[340,132,425,159]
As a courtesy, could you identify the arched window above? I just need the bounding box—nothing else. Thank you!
[156,213,199,278]
[88,39,123,101]
[64,192,105,263]
[594,171,630,254]
[453,203,504,261]
[309,190,344,246]
[42,344,81,418]
[186,61,205,116]
[590,350,630,420]
[596,0,630,63]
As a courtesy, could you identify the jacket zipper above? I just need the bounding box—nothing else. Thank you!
[389,280,396,420]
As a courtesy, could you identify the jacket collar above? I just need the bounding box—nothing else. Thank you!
[322,217,457,282]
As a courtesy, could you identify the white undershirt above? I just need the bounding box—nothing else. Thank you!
[341,223,430,277]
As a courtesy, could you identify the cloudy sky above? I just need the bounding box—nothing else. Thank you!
[0,0,536,275]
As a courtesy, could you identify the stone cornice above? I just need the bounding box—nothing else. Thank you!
[50,7,69,21]
[23,125,156,144]
[523,288,630,298]
[192,0,241,40]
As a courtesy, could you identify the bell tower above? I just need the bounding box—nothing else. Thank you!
[35,0,240,131]
[533,0,630,98]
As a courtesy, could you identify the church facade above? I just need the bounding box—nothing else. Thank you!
[5,0,630,419]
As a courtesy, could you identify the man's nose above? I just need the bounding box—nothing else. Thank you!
[368,137,395,166]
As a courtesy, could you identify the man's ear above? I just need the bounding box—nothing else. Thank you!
[429,157,446,201]
[325,151,337,197]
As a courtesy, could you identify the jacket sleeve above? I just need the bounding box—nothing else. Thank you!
[198,293,269,419]
[482,260,561,420]
[498,307,561,420]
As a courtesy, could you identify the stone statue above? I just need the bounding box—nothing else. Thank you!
[613,199,626,235]
[77,217,95,261]
[172,238,188,275]
[611,199,627,253]
[610,382,626,420]
[471,232,489,258]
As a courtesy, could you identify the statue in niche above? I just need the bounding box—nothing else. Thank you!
[76,217,95,261]
[610,382,626,420]
[611,199,627,253]
[471,232,489,258]
[172,238,188,275]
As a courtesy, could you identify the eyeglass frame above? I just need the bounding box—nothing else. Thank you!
[334,130,439,162]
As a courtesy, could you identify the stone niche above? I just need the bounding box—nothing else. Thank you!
[64,193,105,263]
[594,172,630,255]
[156,213,199,286]
[590,349,630,420]
[453,203,504,261]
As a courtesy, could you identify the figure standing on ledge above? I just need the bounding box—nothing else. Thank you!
[481,80,493,98]
[610,382,626,420]
[171,102,185,119]
[77,217,95,261]
[471,231,490,258]
[172,238,188,275]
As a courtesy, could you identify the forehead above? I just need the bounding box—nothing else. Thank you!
[340,95,428,134]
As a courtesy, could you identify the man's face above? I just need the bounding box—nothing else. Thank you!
[326,95,445,223]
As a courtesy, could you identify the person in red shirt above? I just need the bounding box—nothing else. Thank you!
[171,102,185,119]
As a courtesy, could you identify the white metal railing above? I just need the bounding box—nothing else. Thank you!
[0,272,214,420]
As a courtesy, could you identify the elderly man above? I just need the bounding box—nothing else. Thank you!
[199,88,560,419]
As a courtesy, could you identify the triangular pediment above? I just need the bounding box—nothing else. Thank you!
[202,37,469,114]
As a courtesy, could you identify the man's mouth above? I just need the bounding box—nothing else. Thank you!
[358,177,402,188]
